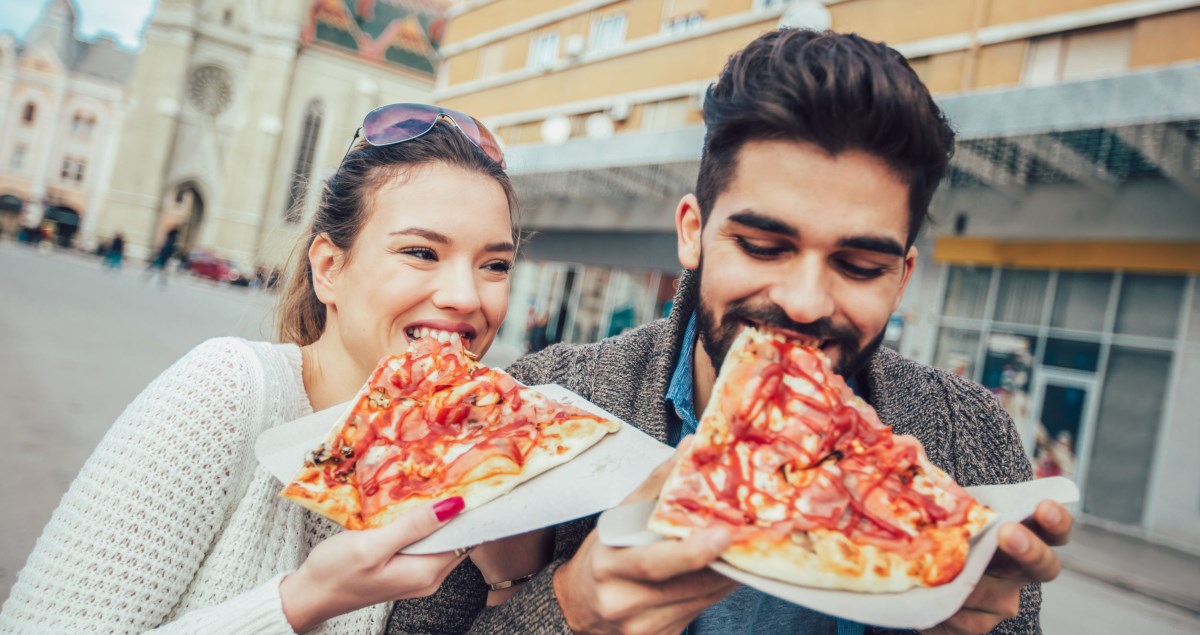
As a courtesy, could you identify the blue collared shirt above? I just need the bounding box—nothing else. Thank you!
[663,313,866,635]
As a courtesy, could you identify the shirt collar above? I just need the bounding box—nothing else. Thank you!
[664,312,700,446]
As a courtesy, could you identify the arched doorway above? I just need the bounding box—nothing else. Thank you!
[157,181,204,257]
[43,205,81,247]
[0,194,22,239]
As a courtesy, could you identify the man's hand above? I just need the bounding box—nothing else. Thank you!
[552,437,739,634]
[923,500,1073,635]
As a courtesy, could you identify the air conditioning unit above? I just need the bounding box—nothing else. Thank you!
[564,34,586,59]
[609,99,631,121]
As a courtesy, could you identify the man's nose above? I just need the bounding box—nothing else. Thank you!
[768,254,836,325]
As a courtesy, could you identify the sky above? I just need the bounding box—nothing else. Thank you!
[0,0,158,50]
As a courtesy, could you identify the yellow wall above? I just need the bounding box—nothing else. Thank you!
[441,19,777,117]
[446,0,586,45]
[972,40,1028,89]
[985,0,1131,27]
[1129,7,1200,68]
[832,0,976,44]
[935,237,1200,274]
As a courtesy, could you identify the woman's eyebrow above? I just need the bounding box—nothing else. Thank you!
[389,228,449,243]
[484,242,516,253]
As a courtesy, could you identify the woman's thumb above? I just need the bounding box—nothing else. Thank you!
[373,497,465,553]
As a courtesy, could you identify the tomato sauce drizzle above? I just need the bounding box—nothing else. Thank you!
[663,333,978,558]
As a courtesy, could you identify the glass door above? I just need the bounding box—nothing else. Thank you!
[1028,371,1097,490]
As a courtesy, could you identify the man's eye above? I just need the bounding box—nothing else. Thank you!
[838,260,887,280]
[735,236,787,258]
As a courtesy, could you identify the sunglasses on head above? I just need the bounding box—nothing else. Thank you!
[342,103,506,168]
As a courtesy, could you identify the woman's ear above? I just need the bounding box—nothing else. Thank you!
[309,233,343,306]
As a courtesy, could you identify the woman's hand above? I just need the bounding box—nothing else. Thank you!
[470,528,554,605]
[280,497,467,631]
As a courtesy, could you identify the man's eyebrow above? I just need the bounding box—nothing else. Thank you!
[726,210,798,238]
[389,228,449,243]
[837,235,906,257]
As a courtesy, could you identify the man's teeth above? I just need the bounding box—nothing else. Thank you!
[406,327,469,344]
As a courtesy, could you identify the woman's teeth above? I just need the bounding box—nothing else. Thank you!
[406,327,468,345]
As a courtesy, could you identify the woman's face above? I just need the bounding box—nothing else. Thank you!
[315,162,514,372]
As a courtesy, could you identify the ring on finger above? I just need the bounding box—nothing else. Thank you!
[453,545,479,558]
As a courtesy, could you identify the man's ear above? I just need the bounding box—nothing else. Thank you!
[890,245,918,313]
[309,233,343,306]
[676,194,703,270]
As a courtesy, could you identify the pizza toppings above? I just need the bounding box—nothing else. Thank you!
[281,335,620,529]
[649,327,994,591]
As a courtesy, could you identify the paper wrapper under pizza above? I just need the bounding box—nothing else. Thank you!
[280,336,620,530]
[648,327,995,592]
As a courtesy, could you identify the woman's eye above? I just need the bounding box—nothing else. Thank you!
[838,260,887,280]
[391,247,438,261]
[485,260,513,274]
[735,236,787,258]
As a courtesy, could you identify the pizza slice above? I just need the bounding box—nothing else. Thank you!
[648,327,994,592]
[281,334,621,529]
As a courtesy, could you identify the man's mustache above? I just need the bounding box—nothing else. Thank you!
[723,301,861,344]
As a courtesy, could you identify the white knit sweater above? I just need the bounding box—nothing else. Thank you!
[0,338,388,634]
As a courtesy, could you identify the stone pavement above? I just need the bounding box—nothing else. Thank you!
[1058,522,1200,616]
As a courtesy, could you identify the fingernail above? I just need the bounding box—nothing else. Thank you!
[434,496,465,522]
[1044,504,1063,526]
[1006,527,1030,555]
[707,529,731,553]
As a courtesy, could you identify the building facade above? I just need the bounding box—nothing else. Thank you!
[96,0,450,266]
[0,0,135,245]
[437,0,1200,553]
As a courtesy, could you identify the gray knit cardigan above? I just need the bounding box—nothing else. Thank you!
[385,269,1039,634]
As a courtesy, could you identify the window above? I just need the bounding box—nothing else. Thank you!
[60,157,85,182]
[942,266,992,320]
[1114,274,1185,338]
[641,99,689,131]
[755,0,788,8]
[1051,272,1111,331]
[933,327,981,378]
[72,112,96,137]
[1085,347,1172,524]
[665,13,703,33]
[527,32,559,70]
[11,145,26,170]
[1022,25,1132,86]
[285,100,323,222]
[477,42,506,79]
[588,14,627,53]
[22,102,36,124]
[993,269,1048,325]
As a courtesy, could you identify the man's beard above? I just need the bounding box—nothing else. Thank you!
[694,269,886,379]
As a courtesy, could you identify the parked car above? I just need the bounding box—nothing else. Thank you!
[187,251,250,286]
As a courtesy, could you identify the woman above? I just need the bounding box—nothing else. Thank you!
[0,105,548,633]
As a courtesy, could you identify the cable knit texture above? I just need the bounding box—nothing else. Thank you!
[0,338,389,634]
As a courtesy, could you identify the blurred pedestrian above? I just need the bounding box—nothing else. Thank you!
[37,220,55,254]
[0,105,538,633]
[103,232,125,271]
[142,225,179,286]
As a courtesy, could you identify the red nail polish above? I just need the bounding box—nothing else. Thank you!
[434,496,465,522]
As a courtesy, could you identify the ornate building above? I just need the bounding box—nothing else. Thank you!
[96,0,449,264]
[0,0,135,244]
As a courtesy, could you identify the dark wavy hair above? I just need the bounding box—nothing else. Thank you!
[696,28,955,248]
[276,123,519,346]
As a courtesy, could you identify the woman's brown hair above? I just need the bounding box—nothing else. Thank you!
[275,122,520,346]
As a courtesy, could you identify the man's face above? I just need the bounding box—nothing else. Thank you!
[677,139,916,378]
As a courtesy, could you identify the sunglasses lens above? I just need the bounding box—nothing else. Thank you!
[444,109,506,168]
[362,103,439,145]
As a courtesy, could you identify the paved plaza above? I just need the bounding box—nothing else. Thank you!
[1,241,1197,632]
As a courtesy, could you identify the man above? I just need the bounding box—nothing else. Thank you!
[473,29,1072,634]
